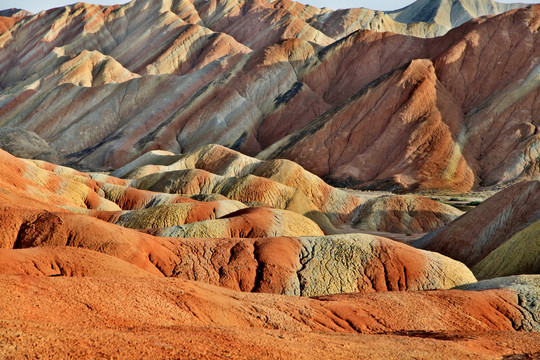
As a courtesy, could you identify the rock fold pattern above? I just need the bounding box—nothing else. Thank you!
[0,1,538,191]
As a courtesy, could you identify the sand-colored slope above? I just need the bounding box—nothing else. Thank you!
[114,144,362,230]
[472,219,540,279]
[150,207,325,238]
[353,195,463,233]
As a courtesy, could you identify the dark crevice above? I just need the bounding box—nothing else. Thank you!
[251,243,265,293]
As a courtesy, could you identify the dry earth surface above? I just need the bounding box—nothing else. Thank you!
[0,0,539,358]
[0,143,537,358]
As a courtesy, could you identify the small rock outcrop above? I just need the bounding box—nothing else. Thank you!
[0,128,60,163]
[353,195,463,233]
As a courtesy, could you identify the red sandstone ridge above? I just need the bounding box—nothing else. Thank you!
[0,1,537,191]
[260,6,540,191]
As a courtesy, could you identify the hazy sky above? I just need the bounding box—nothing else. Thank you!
[1,0,538,13]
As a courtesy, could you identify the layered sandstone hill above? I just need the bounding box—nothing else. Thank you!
[111,144,362,231]
[0,1,537,192]
[386,0,526,30]
[0,128,59,162]
[0,1,539,357]
[308,0,526,38]
[353,194,463,233]
[0,148,476,295]
[0,144,538,356]
[414,181,540,277]
[472,219,540,280]
[0,8,32,17]
[260,10,540,191]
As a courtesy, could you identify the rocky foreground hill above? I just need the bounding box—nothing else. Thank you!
[0,0,539,358]
[0,0,538,191]
[0,144,538,358]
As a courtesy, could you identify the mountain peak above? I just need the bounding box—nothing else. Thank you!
[387,0,527,29]
[0,8,33,17]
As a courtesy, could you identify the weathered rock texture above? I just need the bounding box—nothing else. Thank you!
[353,195,463,233]
[0,128,60,162]
[0,204,475,295]
[86,200,247,228]
[455,275,540,331]
[0,275,539,359]
[0,148,476,296]
[0,1,537,192]
[414,181,540,269]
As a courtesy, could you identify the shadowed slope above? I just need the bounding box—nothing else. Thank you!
[414,181,540,268]
[472,219,540,279]
[387,0,526,29]
[0,128,59,162]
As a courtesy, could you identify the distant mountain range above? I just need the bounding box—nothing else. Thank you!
[0,0,538,191]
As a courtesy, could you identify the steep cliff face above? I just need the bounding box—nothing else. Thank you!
[260,6,540,191]
[0,1,537,192]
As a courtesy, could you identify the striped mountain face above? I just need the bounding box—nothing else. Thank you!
[0,1,538,192]
[0,1,538,358]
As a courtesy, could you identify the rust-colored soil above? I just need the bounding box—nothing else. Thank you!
[1,276,539,359]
